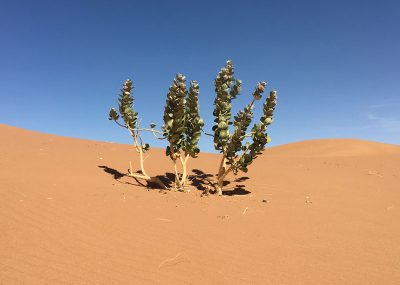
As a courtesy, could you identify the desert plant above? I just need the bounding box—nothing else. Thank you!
[109,79,167,189]
[163,74,204,190]
[211,60,277,195]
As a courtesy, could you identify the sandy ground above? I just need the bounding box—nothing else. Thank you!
[1,123,400,284]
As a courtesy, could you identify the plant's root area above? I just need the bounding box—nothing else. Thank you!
[216,186,223,196]
[201,183,223,196]
[201,185,212,197]
[148,177,168,190]
[127,173,168,190]
[170,184,191,193]
[127,170,223,196]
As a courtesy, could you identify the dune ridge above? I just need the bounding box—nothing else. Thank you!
[1,124,400,284]
[266,138,400,157]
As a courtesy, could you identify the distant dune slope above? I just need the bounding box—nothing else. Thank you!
[265,138,400,157]
[1,124,400,285]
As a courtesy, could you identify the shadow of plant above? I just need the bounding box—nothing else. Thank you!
[98,165,171,189]
[98,166,251,195]
[98,165,125,179]
[190,169,218,191]
[235,176,250,182]
[190,169,251,195]
[222,185,251,196]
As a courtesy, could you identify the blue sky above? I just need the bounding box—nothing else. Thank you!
[1,0,399,152]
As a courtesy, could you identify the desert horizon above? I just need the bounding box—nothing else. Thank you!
[1,123,399,284]
[4,122,399,152]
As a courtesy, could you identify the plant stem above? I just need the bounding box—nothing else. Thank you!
[214,98,256,195]
[132,133,149,178]
[216,178,224,196]
[133,128,166,140]
[134,128,164,134]
[217,154,226,180]
[173,156,183,189]
[124,127,167,189]
[180,154,190,187]
[127,172,167,189]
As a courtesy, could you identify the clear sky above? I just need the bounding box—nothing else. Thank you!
[1,0,399,152]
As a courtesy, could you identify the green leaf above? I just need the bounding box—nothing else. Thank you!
[240,166,248,173]
[167,119,173,128]
[142,143,150,152]
[108,108,119,121]
[219,129,228,139]
[218,121,228,130]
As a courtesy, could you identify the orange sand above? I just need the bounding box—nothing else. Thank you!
[1,124,399,284]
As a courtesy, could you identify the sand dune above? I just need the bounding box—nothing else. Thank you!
[1,124,399,284]
[265,138,400,157]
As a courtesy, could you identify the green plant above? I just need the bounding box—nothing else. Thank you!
[163,74,204,190]
[109,79,167,189]
[211,60,277,195]
[108,61,276,196]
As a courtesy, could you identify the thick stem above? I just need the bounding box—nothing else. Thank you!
[214,151,238,195]
[180,154,190,187]
[173,156,183,190]
[214,153,227,195]
[216,177,224,196]
[132,134,149,178]
[169,144,185,190]
[217,154,226,180]
[215,165,233,196]
[221,166,232,181]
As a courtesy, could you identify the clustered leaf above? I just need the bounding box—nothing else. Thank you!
[252,81,267,100]
[108,108,119,121]
[184,80,204,157]
[225,101,254,166]
[212,60,277,176]
[142,143,150,152]
[227,82,269,174]
[163,75,204,159]
[109,79,138,129]
[213,60,242,151]
[109,79,150,152]
[163,74,188,158]
[238,90,277,171]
